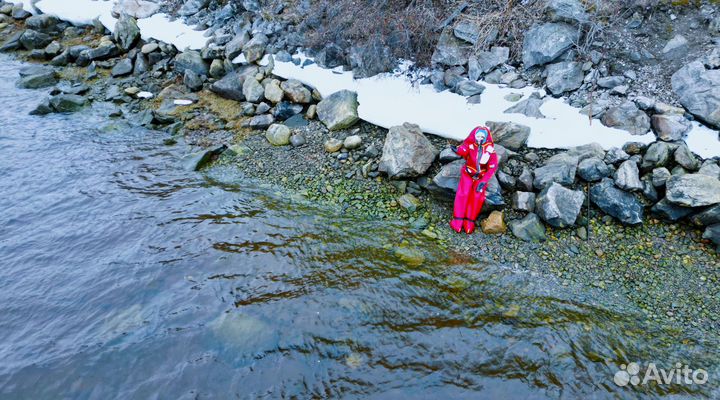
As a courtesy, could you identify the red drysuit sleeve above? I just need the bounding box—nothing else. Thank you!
[454,142,470,158]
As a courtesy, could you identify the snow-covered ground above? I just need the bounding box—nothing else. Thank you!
[8,0,209,50]
[8,0,720,158]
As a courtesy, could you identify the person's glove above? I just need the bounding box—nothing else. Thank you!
[476,182,486,193]
[450,145,459,154]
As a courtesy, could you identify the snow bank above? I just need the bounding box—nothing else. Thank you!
[19,0,209,50]
[269,54,720,158]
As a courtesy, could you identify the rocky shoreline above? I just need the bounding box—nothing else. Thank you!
[1,0,720,335]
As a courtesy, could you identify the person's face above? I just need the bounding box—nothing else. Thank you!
[475,129,488,144]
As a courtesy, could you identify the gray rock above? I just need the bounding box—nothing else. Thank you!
[174,51,208,76]
[662,34,689,60]
[264,79,283,103]
[533,154,578,189]
[25,14,59,33]
[642,175,659,202]
[265,123,291,146]
[225,31,250,60]
[30,98,52,115]
[671,56,720,128]
[209,65,258,100]
[453,20,481,44]
[518,167,534,191]
[699,162,720,179]
[111,58,133,77]
[324,138,343,153]
[691,204,720,226]
[0,30,24,52]
[242,114,274,129]
[181,145,225,171]
[522,23,579,68]
[545,0,589,25]
[316,90,359,131]
[604,147,630,164]
[590,178,644,225]
[429,160,505,209]
[535,182,585,228]
[496,170,516,190]
[666,174,720,207]
[577,157,611,182]
[432,27,471,66]
[17,65,56,89]
[703,224,720,250]
[113,14,140,52]
[601,101,650,135]
[141,43,159,54]
[545,61,584,95]
[242,77,264,103]
[184,69,204,91]
[614,160,643,191]
[178,0,209,16]
[674,144,700,171]
[242,33,268,63]
[348,38,395,78]
[651,167,671,187]
[597,75,626,89]
[456,80,485,97]
[651,198,695,221]
[509,213,546,242]
[49,94,86,113]
[209,59,224,78]
[472,51,503,75]
[20,29,52,50]
[379,122,438,179]
[280,79,311,103]
[343,135,362,150]
[439,147,461,164]
[43,41,62,58]
[504,93,546,118]
[486,121,530,151]
[651,114,691,141]
[641,141,670,170]
[513,191,536,212]
[290,133,306,147]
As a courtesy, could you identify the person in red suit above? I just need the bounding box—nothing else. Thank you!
[449,126,499,234]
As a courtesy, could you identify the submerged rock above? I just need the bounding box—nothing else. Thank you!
[590,178,644,225]
[316,90,359,131]
[17,65,56,89]
[379,122,437,179]
[49,94,86,113]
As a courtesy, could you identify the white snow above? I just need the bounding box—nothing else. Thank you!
[136,91,153,99]
[173,99,194,106]
[685,123,720,159]
[6,0,34,12]
[35,0,115,27]
[136,13,209,51]
[271,54,661,151]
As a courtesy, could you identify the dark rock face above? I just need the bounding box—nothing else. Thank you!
[651,198,695,222]
[533,154,578,190]
[17,65,57,89]
[111,58,133,77]
[545,61,584,95]
[703,224,720,250]
[349,38,394,78]
[25,15,59,33]
[174,51,209,76]
[209,65,258,101]
[590,178,644,225]
[19,29,52,50]
[49,94,86,113]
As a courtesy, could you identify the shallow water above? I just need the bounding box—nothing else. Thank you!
[0,55,718,399]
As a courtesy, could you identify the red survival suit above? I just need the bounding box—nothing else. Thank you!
[450,126,499,234]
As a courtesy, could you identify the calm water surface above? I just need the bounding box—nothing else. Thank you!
[0,55,717,399]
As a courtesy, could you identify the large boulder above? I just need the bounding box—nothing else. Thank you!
[590,178,644,225]
[671,52,720,128]
[545,0,589,25]
[674,144,700,171]
[577,157,611,182]
[174,51,208,76]
[280,79,312,104]
[19,29,52,50]
[509,213,547,242]
[533,153,578,189]
[25,14,59,33]
[209,65,258,100]
[601,101,650,135]
[641,141,671,170]
[349,39,395,78]
[535,182,585,228]
[379,122,438,179]
[242,77,264,103]
[614,160,643,191]
[242,33,268,63]
[666,174,720,207]
[651,114,691,142]
[545,61,584,95]
[316,90,359,131]
[431,27,471,66]
[651,198,695,221]
[486,121,530,151]
[113,14,140,52]
[522,23,579,68]
[17,65,56,89]
[225,31,250,60]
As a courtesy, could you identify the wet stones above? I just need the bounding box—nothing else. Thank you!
[379,122,438,179]
[17,65,57,89]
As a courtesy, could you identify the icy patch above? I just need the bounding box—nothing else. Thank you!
[173,99,193,106]
[35,0,115,27]
[136,91,153,99]
[136,13,209,51]
[685,123,720,159]
[270,53,657,152]
[6,0,35,12]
